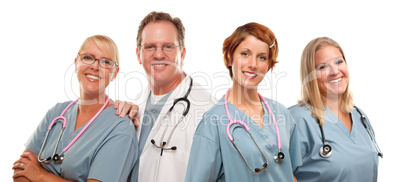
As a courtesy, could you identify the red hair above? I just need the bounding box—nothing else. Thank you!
[223,22,278,78]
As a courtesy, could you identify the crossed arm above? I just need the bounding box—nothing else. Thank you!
[12,149,101,182]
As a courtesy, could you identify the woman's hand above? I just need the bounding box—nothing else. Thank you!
[114,100,139,126]
[12,150,47,182]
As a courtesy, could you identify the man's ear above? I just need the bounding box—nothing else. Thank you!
[136,48,142,65]
[180,47,186,65]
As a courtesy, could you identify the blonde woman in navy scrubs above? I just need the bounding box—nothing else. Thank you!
[289,37,381,181]
[12,35,138,182]
[185,23,301,182]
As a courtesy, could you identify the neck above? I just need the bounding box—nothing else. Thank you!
[322,94,343,113]
[228,84,260,108]
[150,74,186,95]
[78,92,109,114]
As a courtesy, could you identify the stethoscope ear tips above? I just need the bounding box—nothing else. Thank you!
[320,144,332,158]
[254,163,268,173]
[274,152,285,163]
[44,157,52,163]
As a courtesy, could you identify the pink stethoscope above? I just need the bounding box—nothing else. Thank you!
[224,89,284,173]
[38,96,109,164]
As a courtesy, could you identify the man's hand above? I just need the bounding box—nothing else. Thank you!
[114,100,140,126]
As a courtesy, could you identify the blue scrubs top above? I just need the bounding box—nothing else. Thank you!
[288,104,379,182]
[185,97,302,182]
[25,101,138,182]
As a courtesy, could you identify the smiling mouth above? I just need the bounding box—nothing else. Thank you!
[328,77,342,84]
[86,74,100,80]
[152,63,168,67]
[243,71,257,78]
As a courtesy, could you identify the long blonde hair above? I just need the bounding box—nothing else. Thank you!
[299,37,354,125]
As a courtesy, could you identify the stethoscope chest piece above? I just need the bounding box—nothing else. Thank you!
[38,96,109,164]
[319,144,332,158]
[52,153,64,164]
[224,88,284,173]
[274,151,285,163]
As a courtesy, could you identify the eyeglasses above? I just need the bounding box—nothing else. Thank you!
[77,54,118,69]
[140,43,182,54]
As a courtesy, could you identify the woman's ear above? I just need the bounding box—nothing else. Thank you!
[227,55,232,67]
[111,67,120,82]
[74,58,78,72]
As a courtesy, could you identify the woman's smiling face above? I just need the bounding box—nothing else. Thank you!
[231,35,270,89]
[314,45,349,99]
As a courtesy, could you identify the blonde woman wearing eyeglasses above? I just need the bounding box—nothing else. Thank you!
[289,37,380,182]
[12,35,138,182]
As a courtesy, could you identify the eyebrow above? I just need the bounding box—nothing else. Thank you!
[240,48,268,54]
[81,52,113,60]
[316,56,343,65]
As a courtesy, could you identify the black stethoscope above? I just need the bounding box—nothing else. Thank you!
[318,106,383,158]
[150,77,192,156]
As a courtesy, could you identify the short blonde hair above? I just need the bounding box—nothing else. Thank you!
[78,35,120,67]
[299,37,353,125]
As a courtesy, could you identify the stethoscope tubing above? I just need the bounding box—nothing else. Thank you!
[38,96,109,163]
[317,106,383,158]
[63,96,109,153]
[224,88,284,172]
[151,77,193,152]
[224,88,282,150]
[258,92,282,149]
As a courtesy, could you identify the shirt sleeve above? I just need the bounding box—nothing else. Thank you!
[287,112,303,172]
[185,117,222,182]
[87,124,137,182]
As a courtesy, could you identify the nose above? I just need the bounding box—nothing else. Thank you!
[328,64,340,76]
[247,57,257,69]
[90,59,100,70]
[153,47,166,60]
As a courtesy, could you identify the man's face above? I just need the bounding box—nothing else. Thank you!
[137,21,186,87]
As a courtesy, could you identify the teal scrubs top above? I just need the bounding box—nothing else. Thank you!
[185,97,302,182]
[25,101,138,182]
[138,91,172,154]
[288,104,379,182]
[130,91,172,182]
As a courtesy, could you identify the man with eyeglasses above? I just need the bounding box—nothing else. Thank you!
[114,11,214,182]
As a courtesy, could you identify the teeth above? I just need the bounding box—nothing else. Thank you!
[152,64,167,67]
[328,78,341,83]
[244,72,257,77]
[86,75,100,80]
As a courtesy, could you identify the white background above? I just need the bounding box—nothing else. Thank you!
[1,0,400,181]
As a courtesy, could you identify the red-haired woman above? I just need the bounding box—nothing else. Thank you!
[185,23,301,182]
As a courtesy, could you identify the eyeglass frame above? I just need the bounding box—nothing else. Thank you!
[76,53,119,69]
[139,43,183,54]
